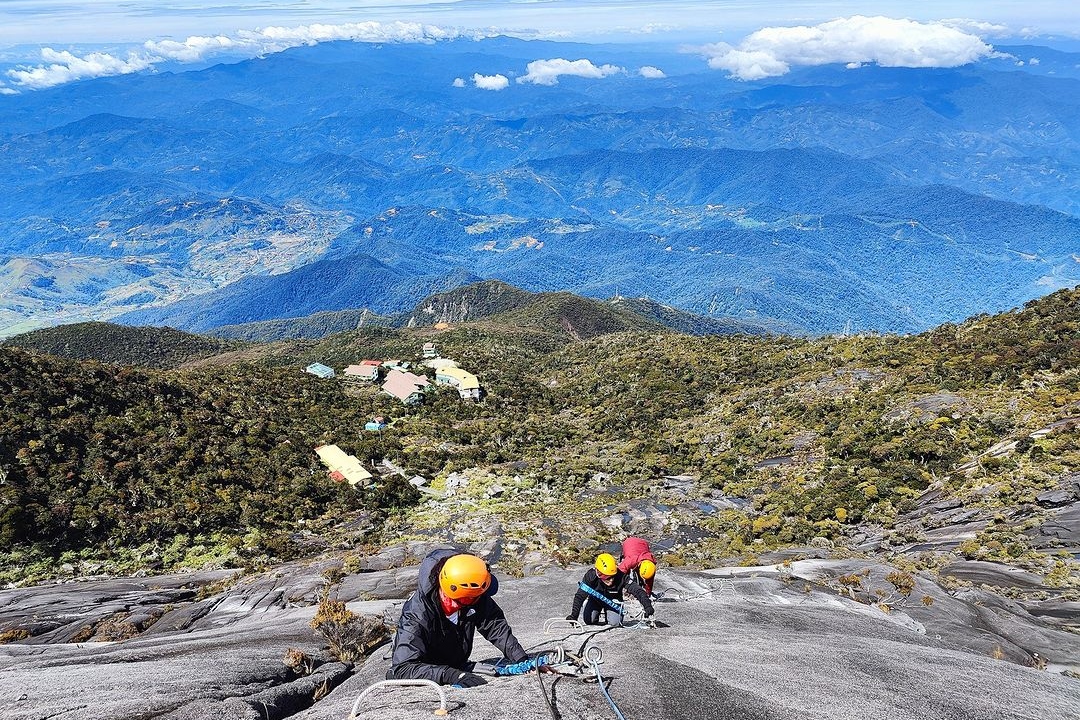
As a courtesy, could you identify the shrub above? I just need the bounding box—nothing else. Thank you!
[885,570,915,596]
[283,647,315,676]
[94,614,141,641]
[957,539,981,559]
[0,628,30,644]
[310,595,390,662]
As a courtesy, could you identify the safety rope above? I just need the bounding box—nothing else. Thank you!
[590,655,627,720]
[654,578,735,602]
[535,664,560,720]
[495,655,548,676]
[526,627,631,720]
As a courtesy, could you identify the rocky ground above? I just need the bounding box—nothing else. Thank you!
[1,542,1077,720]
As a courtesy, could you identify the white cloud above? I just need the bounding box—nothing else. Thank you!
[629,23,679,36]
[639,65,666,78]
[473,72,509,91]
[1029,57,1041,65]
[145,21,468,62]
[143,35,246,63]
[6,20,476,90]
[940,18,1014,39]
[518,58,624,85]
[701,16,995,81]
[6,47,155,89]
[452,77,466,88]
[700,44,790,81]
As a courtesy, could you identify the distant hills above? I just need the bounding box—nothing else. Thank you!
[3,281,769,360]
[2,322,242,368]
[205,279,772,343]
[2,37,1079,336]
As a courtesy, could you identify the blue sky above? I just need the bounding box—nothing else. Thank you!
[1,1,1077,92]
[2,1,1078,46]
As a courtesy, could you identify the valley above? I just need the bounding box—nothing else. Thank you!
[2,38,1079,336]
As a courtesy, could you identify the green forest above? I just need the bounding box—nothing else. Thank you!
[1,286,1078,585]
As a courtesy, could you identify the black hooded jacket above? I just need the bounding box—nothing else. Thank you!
[568,567,654,619]
[387,548,528,684]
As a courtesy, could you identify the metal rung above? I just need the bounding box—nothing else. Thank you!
[714,579,737,597]
[544,617,583,633]
[348,679,449,718]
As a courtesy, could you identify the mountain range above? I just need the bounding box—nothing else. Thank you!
[2,37,1079,336]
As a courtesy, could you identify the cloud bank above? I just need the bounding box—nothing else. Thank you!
[518,57,624,85]
[2,14,1009,93]
[7,48,155,88]
[4,20,472,90]
[701,15,996,81]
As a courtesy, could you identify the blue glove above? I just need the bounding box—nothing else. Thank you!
[496,655,547,676]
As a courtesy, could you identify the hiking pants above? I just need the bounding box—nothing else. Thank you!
[582,596,623,626]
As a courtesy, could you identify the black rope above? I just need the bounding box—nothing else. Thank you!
[535,665,561,720]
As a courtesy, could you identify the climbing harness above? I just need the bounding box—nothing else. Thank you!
[346,679,448,718]
[578,581,624,613]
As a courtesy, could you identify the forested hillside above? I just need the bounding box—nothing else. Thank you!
[3,322,242,368]
[1,287,1077,585]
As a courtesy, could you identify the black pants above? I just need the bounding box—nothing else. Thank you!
[582,596,622,626]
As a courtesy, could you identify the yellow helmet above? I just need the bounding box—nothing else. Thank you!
[439,554,491,600]
[638,559,656,580]
[595,553,618,576]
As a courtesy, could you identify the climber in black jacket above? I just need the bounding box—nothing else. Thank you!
[567,552,654,626]
[387,548,529,687]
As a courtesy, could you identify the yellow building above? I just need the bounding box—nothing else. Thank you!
[435,366,481,400]
[314,444,373,487]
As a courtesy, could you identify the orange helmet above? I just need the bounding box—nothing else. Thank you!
[638,559,656,580]
[439,554,491,601]
[594,553,618,576]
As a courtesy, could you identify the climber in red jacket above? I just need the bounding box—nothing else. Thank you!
[617,536,658,596]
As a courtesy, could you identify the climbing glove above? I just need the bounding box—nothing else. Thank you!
[496,655,548,676]
[454,672,487,688]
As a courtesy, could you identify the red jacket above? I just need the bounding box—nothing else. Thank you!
[617,537,656,594]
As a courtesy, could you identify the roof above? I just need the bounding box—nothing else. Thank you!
[305,363,335,378]
[436,366,480,390]
[359,359,382,367]
[314,444,372,486]
[382,369,430,402]
[344,364,379,377]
